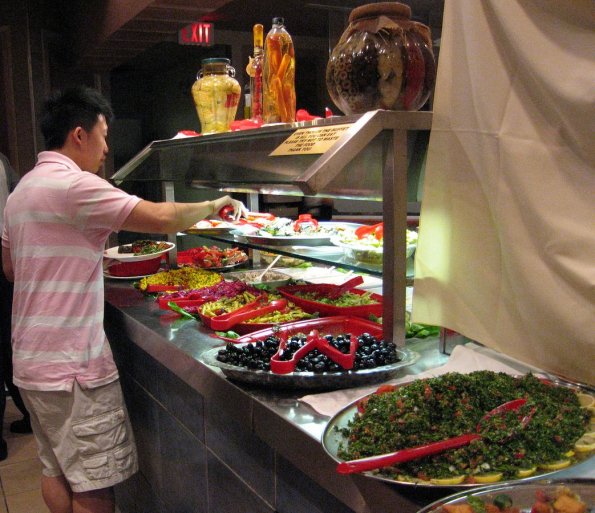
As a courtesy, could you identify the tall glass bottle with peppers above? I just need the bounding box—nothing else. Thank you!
[248,24,264,121]
[263,17,296,123]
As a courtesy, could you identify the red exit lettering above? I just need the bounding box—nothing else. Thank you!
[178,23,214,46]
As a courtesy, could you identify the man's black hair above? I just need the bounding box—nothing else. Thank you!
[40,86,114,150]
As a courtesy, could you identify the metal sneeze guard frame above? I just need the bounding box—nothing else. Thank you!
[110,110,433,348]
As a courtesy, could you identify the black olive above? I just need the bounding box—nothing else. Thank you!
[314,362,326,372]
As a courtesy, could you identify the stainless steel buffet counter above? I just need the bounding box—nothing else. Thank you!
[103,281,594,513]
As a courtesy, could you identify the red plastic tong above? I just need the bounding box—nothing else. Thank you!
[270,329,357,374]
[325,275,364,299]
[337,398,534,474]
[354,222,383,240]
[209,298,287,331]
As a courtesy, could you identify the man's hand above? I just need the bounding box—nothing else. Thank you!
[210,195,248,221]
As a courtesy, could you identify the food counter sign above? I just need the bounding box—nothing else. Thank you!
[270,124,352,156]
[178,23,214,46]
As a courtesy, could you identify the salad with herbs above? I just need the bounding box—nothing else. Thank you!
[337,372,591,484]
[332,226,418,249]
[118,240,170,255]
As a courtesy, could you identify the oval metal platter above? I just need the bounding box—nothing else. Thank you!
[232,222,363,247]
[322,375,595,489]
[417,478,594,513]
[200,345,420,391]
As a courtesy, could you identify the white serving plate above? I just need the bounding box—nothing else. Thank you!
[104,241,174,262]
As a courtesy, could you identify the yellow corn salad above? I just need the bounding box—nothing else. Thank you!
[138,267,222,291]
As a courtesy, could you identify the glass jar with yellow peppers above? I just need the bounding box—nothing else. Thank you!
[192,58,241,134]
[263,17,296,123]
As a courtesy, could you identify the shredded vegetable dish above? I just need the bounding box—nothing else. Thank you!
[337,372,591,484]
[138,267,222,292]
[293,290,379,306]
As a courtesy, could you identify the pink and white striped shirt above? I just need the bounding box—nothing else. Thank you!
[1,152,141,391]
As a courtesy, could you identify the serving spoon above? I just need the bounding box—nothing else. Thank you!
[336,398,535,474]
[255,254,282,283]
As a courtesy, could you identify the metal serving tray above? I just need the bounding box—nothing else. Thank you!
[322,375,595,489]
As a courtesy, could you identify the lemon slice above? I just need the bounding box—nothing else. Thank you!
[538,459,571,470]
[574,432,595,453]
[577,392,594,408]
[564,449,576,458]
[517,467,537,477]
[430,475,465,485]
[474,472,503,483]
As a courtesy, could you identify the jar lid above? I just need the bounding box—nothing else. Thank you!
[201,57,230,65]
[272,17,284,25]
[349,2,411,23]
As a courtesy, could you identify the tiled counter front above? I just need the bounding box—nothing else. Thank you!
[103,281,452,513]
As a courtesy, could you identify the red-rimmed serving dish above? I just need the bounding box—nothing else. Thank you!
[277,284,383,318]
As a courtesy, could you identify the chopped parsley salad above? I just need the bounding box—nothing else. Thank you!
[337,371,592,484]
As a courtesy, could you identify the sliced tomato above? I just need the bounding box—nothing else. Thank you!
[375,384,397,395]
[356,396,370,414]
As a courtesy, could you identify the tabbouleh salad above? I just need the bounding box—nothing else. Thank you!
[337,371,591,484]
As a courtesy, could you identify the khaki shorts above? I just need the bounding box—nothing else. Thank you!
[20,379,138,493]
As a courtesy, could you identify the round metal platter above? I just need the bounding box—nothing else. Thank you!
[417,478,594,512]
[322,376,595,489]
[200,346,420,390]
[231,222,363,247]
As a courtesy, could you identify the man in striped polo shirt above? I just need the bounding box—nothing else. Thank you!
[1,86,245,513]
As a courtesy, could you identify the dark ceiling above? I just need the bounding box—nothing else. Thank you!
[48,0,444,72]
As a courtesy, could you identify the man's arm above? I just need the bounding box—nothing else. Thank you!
[1,245,14,282]
[121,195,246,234]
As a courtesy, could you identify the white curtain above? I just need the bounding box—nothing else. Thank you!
[413,0,595,384]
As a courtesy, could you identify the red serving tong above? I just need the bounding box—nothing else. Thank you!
[293,214,318,232]
[158,295,208,310]
[354,222,383,240]
[270,329,357,374]
[325,275,364,299]
[218,205,236,221]
[209,298,287,331]
[336,398,534,474]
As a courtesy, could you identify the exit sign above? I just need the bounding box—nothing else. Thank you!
[178,23,214,46]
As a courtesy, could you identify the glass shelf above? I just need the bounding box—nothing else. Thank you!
[178,232,415,282]
[179,232,384,276]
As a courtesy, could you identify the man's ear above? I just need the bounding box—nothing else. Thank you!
[71,126,85,146]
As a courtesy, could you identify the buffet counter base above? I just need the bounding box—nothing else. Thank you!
[103,282,591,513]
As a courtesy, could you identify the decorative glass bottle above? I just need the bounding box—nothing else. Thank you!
[263,17,296,123]
[248,24,264,121]
[191,58,241,134]
[326,2,436,114]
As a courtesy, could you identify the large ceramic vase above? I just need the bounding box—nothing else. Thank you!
[326,2,436,115]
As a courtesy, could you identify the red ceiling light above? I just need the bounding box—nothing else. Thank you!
[178,22,214,46]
